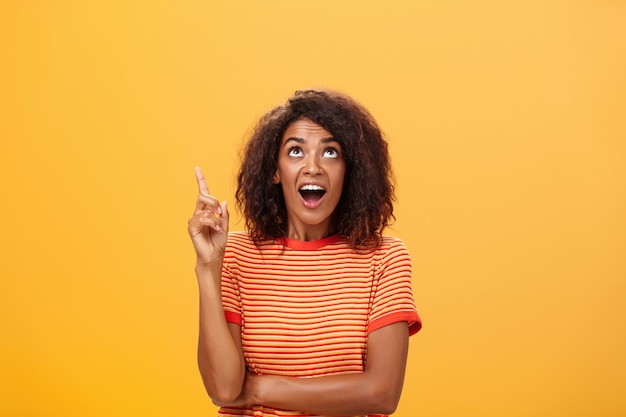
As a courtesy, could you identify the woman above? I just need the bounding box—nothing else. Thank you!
[188,89,421,417]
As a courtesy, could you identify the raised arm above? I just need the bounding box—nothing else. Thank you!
[188,167,245,403]
[222,321,410,416]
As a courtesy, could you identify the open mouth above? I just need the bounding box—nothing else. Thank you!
[299,184,326,204]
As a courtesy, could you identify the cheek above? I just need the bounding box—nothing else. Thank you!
[335,166,344,180]
[333,167,347,192]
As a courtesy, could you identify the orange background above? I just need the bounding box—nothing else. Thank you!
[1,1,625,416]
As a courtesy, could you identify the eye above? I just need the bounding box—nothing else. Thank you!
[287,146,303,157]
[323,147,340,158]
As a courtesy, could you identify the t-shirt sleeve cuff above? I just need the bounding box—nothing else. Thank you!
[224,311,242,326]
[368,311,422,336]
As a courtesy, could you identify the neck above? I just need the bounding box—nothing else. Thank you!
[285,222,335,242]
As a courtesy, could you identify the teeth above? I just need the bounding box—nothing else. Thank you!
[300,184,325,191]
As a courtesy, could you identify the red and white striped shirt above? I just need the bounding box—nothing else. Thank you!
[219,231,421,417]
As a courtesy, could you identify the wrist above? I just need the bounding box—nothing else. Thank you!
[195,261,223,291]
[247,374,262,405]
[195,258,223,273]
[249,374,278,406]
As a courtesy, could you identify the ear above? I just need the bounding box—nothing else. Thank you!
[272,171,280,184]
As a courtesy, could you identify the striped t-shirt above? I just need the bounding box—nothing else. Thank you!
[219,231,421,417]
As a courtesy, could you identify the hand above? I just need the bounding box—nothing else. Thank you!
[187,167,229,267]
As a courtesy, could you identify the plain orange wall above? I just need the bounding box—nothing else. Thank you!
[1,1,625,416]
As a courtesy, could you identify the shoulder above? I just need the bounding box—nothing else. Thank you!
[224,231,280,259]
[380,235,407,248]
[378,235,409,254]
[226,231,254,246]
[375,235,411,264]
[224,231,257,256]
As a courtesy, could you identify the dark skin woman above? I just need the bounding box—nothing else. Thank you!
[188,89,421,417]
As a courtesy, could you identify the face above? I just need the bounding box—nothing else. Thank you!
[273,118,346,241]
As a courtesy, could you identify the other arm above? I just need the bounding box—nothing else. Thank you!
[189,167,245,403]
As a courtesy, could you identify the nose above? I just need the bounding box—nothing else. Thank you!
[304,155,322,175]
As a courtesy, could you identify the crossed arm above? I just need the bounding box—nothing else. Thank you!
[224,321,410,416]
[197,259,410,416]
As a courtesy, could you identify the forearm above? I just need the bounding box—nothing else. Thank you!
[196,263,245,403]
[249,370,402,416]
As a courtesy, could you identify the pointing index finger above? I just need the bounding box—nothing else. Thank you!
[195,166,210,196]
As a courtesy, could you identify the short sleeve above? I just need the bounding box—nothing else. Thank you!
[367,238,422,336]
[221,259,242,325]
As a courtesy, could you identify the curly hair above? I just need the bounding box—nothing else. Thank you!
[236,89,395,249]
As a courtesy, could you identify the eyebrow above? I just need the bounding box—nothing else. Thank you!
[283,137,338,146]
